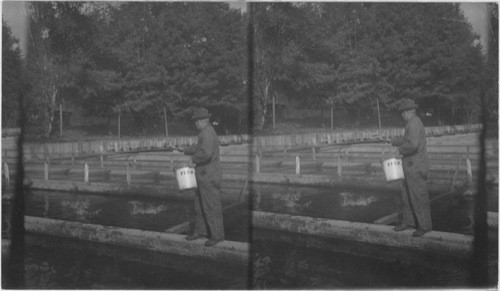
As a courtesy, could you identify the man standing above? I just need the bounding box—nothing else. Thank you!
[183,108,225,246]
[391,98,432,237]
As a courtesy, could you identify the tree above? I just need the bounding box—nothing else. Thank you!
[99,2,246,132]
[24,2,99,137]
[2,20,23,127]
[251,3,336,131]
[310,3,484,125]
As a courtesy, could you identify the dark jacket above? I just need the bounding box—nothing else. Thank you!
[391,115,429,175]
[184,124,222,183]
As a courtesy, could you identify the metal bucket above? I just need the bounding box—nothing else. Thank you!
[382,158,404,181]
[174,165,197,190]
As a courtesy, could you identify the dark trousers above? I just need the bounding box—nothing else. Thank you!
[193,178,225,240]
[399,169,432,230]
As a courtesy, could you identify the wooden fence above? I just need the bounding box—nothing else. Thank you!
[2,123,483,162]
[253,124,483,149]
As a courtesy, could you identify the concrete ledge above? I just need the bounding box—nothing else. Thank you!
[27,179,245,203]
[29,179,193,200]
[27,169,449,197]
[244,172,401,191]
[25,216,249,264]
[252,211,473,256]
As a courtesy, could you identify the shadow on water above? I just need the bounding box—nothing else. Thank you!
[250,229,477,289]
[23,234,248,289]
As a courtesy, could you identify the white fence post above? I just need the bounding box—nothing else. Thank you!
[44,162,49,181]
[4,163,10,186]
[127,163,131,185]
[296,156,300,175]
[337,156,342,178]
[84,163,89,183]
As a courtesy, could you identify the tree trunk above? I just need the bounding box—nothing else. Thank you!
[330,105,334,132]
[256,80,270,131]
[45,87,58,138]
[164,106,168,137]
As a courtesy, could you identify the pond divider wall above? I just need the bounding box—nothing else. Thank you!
[25,167,452,198]
[24,216,249,264]
[252,211,473,257]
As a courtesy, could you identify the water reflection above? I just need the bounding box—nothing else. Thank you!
[339,191,378,207]
[129,201,168,215]
[25,259,58,288]
[251,229,475,288]
[23,234,248,289]
[276,187,312,214]
[252,253,271,288]
[251,184,394,222]
[61,200,102,221]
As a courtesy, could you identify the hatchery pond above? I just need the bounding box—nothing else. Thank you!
[2,181,498,288]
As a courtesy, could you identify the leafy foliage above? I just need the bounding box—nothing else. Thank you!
[2,20,23,127]
[99,2,246,128]
[17,2,493,136]
[24,2,99,137]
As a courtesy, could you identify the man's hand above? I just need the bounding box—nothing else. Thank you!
[390,136,402,147]
[394,149,403,159]
[187,158,196,168]
[167,143,183,153]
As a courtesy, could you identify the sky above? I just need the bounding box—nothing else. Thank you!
[2,1,29,54]
[1,1,492,55]
[460,2,492,54]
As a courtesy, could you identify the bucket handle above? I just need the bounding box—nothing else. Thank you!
[380,149,400,164]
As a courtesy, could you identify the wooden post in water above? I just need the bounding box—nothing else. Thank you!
[4,163,10,186]
[295,156,300,175]
[466,158,473,186]
[255,155,261,173]
[337,155,342,178]
[100,145,104,168]
[84,164,89,183]
[312,147,316,161]
[44,162,49,181]
[126,163,131,185]
[466,146,473,186]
